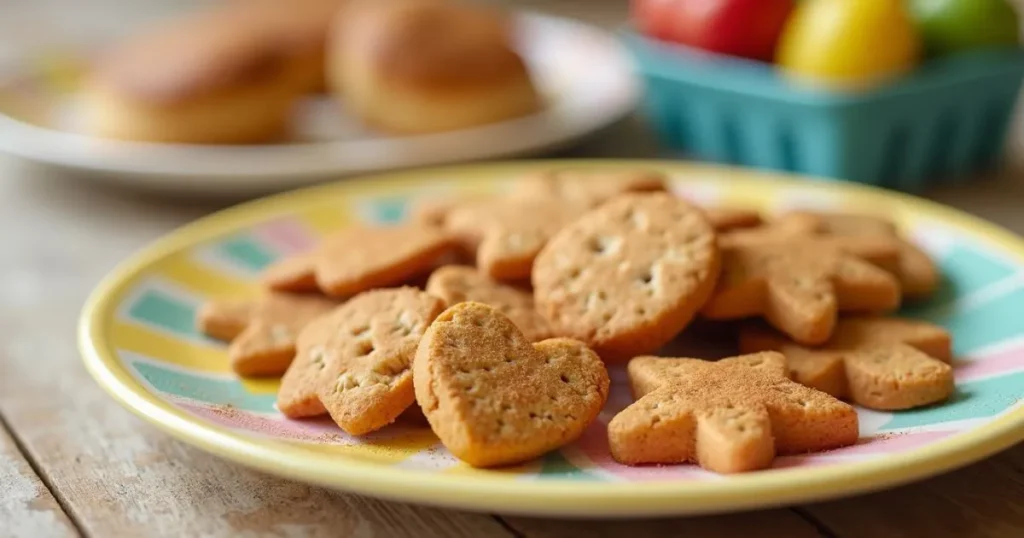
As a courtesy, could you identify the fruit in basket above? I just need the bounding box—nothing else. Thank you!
[631,0,795,62]
[776,0,921,89]
[910,0,1020,56]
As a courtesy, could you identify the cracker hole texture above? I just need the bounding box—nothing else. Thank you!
[394,310,416,336]
[588,235,620,256]
[310,346,326,370]
[355,339,375,357]
[584,290,609,312]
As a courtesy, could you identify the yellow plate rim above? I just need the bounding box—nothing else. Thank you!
[79,160,1024,517]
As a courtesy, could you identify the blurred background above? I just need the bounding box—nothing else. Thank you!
[3,0,1024,198]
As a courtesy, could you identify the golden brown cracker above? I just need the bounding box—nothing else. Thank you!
[263,225,455,297]
[511,169,668,206]
[722,222,903,275]
[197,292,336,376]
[425,265,552,342]
[276,287,446,434]
[702,207,764,232]
[444,196,591,281]
[702,238,901,345]
[413,302,609,468]
[410,194,490,229]
[777,211,940,299]
[608,352,858,473]
[740,317,954,410]
[533,192,720,361]
[261,253,319,292]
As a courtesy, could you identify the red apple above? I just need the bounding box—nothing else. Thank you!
[632,0,795,61]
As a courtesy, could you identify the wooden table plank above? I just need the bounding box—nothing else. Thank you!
[503,510,823,537]
[800,443,1024,538]
[0,421,78,538]
[0,164,514,538]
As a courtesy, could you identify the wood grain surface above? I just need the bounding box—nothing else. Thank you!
[0,421,76,538]
[1,1,1024,537]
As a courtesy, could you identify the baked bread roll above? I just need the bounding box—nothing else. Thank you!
[81,8,300,144]
[329,0,542,134]
[243,0,347,93]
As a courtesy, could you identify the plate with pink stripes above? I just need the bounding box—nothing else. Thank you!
[79,161,1024,516]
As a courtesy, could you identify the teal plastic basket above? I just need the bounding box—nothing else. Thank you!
[622,31,1024,191]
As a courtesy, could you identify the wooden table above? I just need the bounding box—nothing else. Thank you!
[3,2,1024,537]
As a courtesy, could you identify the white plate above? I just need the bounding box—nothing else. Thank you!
[0,12,638,195]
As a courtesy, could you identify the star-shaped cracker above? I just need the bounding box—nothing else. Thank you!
[263,224,455,297]
[608,352,858,473]
[740,317,954,410]
[721,220,903,274]
[702,237,901,345]
[777,211,940,299]
[197,292,337,376]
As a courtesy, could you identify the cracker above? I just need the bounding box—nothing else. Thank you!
[263,225,455,297]
[444,196,591,281]
[276,287,446,435]
[722,221,903,275]
[702,207,764,232]
[410,195,489,229]
[197,292,336,376]
[533,192,720,361]
[740,317,954,410]
[702,237,901,345]
[511,169,667,206]
[425,265,552,342]
[777,211,940,299]
[413,302,609,467]
[261,254,320,293]
[608,352,858,473]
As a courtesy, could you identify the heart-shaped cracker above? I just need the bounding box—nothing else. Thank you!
[277,287,446,435]
[414,302,609,467]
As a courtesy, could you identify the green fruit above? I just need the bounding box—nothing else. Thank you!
[910,0,1020,56]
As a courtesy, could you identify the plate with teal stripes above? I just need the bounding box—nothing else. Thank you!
[79,161,1024,517]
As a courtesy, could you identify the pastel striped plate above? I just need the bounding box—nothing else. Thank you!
[79,161,1024,517]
